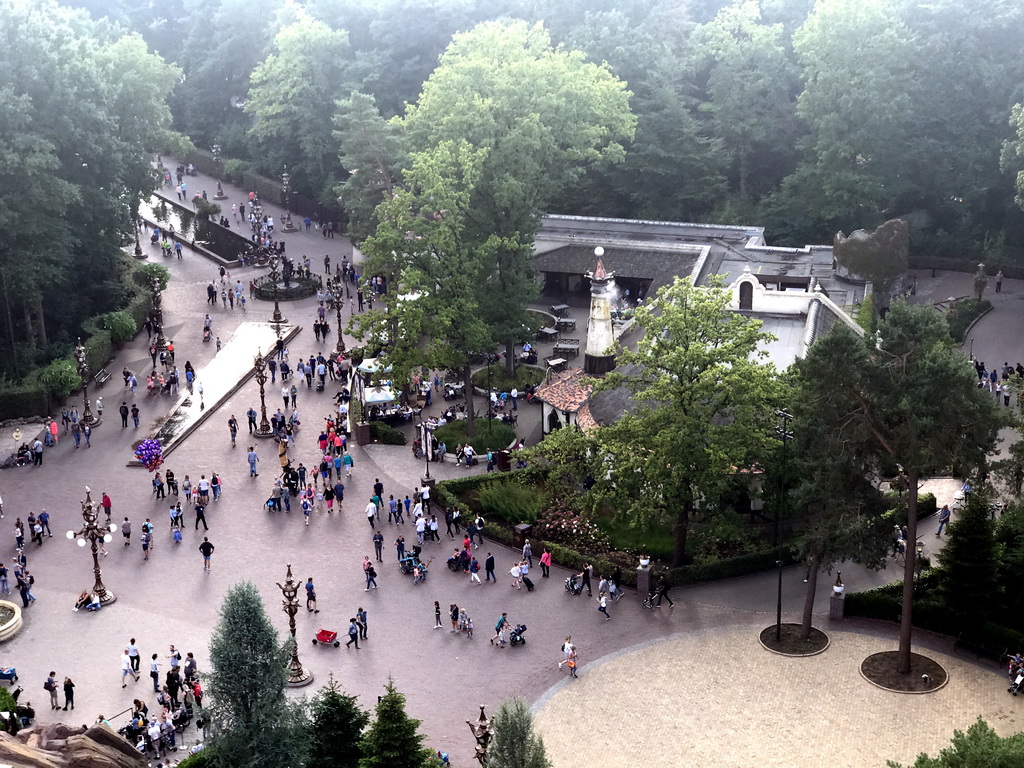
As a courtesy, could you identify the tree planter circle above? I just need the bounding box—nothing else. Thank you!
[0,601,24,642]
[759,623,829,657]
[860,650,948,694]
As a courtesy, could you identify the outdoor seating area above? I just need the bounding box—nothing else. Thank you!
[553,339,580,358]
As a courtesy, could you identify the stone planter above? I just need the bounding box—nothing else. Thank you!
[0,601,24,642]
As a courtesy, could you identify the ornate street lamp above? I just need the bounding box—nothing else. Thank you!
[773,409,793,643]
[334,295,347,356]
[280,166,297,232]
[73,338,100,427]
[133,215,144,258]
[268,254,287,327]
[212,145,227,200]
[66,486,118,605]
[253,350,273,437]
[276,564,313,686]
[466,705,493,766]
[151,277,167,353]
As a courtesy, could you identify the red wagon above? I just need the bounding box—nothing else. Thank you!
[312,629,340,648]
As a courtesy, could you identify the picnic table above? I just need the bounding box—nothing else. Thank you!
[553,339,580,358]
[546,357,568,372]
[536,327,559,342]
[555,317,576,331]
[549,303,570,317]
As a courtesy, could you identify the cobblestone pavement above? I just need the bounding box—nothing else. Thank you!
[0,164,1012,767]
[534,620,1021,768]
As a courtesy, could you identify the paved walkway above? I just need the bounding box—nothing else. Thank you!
[0,161,1014,767]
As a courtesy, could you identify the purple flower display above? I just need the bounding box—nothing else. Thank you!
[134,438,163,471]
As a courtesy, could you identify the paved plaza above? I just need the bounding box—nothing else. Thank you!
[0,164,1018,766]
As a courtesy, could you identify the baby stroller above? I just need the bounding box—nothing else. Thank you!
[202,327,211,343]
[565,574,583,595]
[509,624,527,646]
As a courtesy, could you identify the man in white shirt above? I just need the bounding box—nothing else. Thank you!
[511,387,519,411]
[415,516,426,545]
[365,500,377,529]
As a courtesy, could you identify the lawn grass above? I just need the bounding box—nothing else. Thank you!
[596,516,676,560]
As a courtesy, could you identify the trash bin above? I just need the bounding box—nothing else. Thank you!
[496,450,511,472]
[354,422,371,446]
[513,523,531,549]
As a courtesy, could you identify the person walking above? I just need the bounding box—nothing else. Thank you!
[365,499,377,528]
[580,562,593,596]
[357,607,368,640]
[131,404,140,428]
[936,504,952,536]
[199,537,214,572]
[194,502,208,531]
[62,676,75,710]
[540,548,551,578]
[395,535,406,561]
[522,539,533,567]
[141,529,151,561]
[654,573,674,607]
[373,531,384,562]
[122,517,131,546]
[345,618,359,649]
[364,561,377,590]
[469,557,482,584]
[510,561,522,590]
[228,416,238,447]
[597,591,611,620]
[45,671,59,709]
[149,654,161,693]
[485,552,496,583]
[490,612,509,647]
[128,638,141,674]
[306,578,319,613]
[434,600,443,629]
[122,649,140,688]
[247,446,259,477]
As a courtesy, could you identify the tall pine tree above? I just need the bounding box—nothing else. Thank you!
[934,492,999,627]
[306,674,369,768]
[358,679,435,768]
[486,697,551,768]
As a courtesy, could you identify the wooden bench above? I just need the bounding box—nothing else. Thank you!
[93,369,111,387]
[953,633,1007,664]
[553,339,580,358]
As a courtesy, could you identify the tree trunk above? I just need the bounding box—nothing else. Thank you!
[463,365,476,438]
[671,504,690,568]
[897,469,919,674]
[504,338,515,378]
[35,296,47,348]
[800,554,819,640]
[23,304,36,350]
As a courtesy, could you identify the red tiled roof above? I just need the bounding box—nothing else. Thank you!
[576,403,598,433]
[535,367,591,413]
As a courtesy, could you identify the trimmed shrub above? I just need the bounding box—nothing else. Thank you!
[102,310,138,344]
[0,381,48,419]
[368,421,406,445]
[478,480,544,525]
[223,158,252,184]
[471,363,545,392]
[84,330,113,374]
[855,293,875,334]
[37,358,80,398]
[433,419,516,453]
[946,297,992,342]
[132,262,170,290]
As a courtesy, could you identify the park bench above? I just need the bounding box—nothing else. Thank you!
[953,632,1007,664]
[553,339,580,358]
[93,369,111,387]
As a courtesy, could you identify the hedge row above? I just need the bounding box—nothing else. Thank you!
[433,475,801,588]
[845,581,1024,652]
[0,381,49,420]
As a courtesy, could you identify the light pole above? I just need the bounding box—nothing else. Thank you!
[133,215,144,258]
[212,144,227,200]
[268,254,287,327]
[66,487,118,605]
[276,563,313,686]
[420,421,432,481]
[334,294,347,356]
[253,350,273,437]
[774,409,793,643]
[150,277,167,353]
[73,338,100,427]
[466,705,493,766]
[280,166,297,232]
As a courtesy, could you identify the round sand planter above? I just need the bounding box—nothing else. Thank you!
[0,601,24,642]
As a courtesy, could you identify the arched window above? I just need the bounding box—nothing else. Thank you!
[739,281,753,310]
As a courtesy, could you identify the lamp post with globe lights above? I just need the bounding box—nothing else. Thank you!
[73,337,100,427]
[280,166,298,232]
[253,350,273,437]
[66,487,118,605]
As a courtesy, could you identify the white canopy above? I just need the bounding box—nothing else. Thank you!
[363,385,397,405]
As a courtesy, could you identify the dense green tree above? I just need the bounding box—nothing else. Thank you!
[401,19,636,373]
[306,674,369,768]
[0,0,180,375]
[486,697,551,768]
[790,330,893,638]
[690,1,802,199]
[794,302,1003,673]
[594,276,784,566]
[246,14,355,202]
[933,492,999,627]
[887,718,1024,768]
[995,499,1024,633]
[334,92,407,242]
[358,678,435,768]
[204,582,305,768]
[357,140,493,435]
